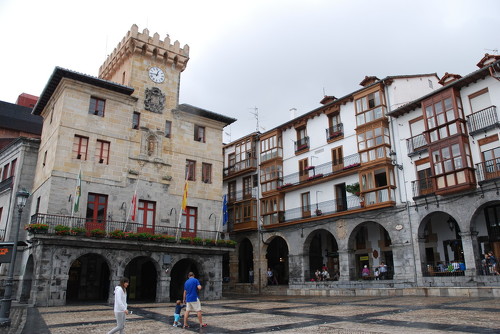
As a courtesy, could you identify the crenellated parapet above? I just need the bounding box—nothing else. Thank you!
[99,24,190,80]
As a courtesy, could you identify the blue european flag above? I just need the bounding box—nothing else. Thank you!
[222,195,228,226]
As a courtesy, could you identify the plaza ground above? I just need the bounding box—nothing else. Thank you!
[3,295,499,333]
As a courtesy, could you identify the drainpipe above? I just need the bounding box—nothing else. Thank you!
[384,81,418,284]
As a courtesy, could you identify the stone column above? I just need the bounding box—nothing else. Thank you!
[459,231,479,278]
[390,242,416,281]
[288,254,304,284]
[338,249,353,282]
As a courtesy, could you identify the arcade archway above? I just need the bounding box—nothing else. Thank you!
[170,258,199,301]
[305,229,338,281]
[266,236,289,285]
[66,253,110,302]
[125,256,157,302]
[238,238,254,283]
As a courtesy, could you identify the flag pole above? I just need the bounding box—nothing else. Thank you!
[216,195,227,242]
[70,166,82,228]
[124,176,140,232]
[176,166,189,242]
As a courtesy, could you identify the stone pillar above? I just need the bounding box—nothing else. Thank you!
[228,249,239,285]
[288,254,304,284]
[390,242,416,281]
[338,249,353,282]
[459,231,479,278]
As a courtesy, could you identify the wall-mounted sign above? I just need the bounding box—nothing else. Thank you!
[359,256,369,261]
[0,242,14,263]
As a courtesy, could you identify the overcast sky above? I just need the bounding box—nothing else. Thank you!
[0,0,498,142]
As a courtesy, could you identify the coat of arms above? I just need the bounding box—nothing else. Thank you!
[144,87,165,113]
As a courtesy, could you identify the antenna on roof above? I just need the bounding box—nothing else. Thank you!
[250,107,259,132]
[224,127,231,142]
[484,48,498,54]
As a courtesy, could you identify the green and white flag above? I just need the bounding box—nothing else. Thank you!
[73,169,81,214]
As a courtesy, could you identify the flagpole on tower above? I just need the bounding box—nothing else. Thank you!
[176,166,189,242]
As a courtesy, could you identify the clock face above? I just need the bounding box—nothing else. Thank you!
[148,67,165,83]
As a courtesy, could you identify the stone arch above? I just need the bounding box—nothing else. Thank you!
[303,229,339,281]
[417,211,464,276]
[124,255,160,302]
[469,200,500,255]
[19,255,34,303]
[169,258,201,302]
[238,238,254,283]
[66,253,111,303]
[347,221,393,280]
[264,235,289,285]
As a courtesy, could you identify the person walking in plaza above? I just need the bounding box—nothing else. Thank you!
[183,272,207,329]
[107,277,129,334]
[172,299,185,327]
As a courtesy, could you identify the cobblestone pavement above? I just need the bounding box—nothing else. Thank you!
[11,295,500,333]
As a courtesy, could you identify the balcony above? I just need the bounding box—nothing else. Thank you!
[294,136,310,153]
[277,195,364,223]
[223,157,258,178]
[411,177,436,199]
[29,213,224,242]
[0,176,13,192]
[406,133,428,156]
[466,105,499,135]
[325,123,344,140]
[227,187,258,203]
[475,158,500,184]
[260,148,283,163]
[279,153,360,187]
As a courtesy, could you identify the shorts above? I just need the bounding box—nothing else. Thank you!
[174,313,181,322]
[186,299,201,312]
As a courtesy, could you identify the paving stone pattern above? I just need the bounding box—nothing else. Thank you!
[14,296,500,333]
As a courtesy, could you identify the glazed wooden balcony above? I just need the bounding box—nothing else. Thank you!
[411,177,436,199]
[223,157,258,179]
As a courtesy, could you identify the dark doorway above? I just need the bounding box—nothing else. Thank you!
[266,237,289,285]
[66,253,110,303]
[169,259,199,302]
[125,257,157,302]
[19,256,34,303]
[238,239,253,283]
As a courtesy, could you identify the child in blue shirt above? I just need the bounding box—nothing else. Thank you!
[173,300,185,327]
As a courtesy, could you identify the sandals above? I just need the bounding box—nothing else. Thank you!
[201,324,208,328]
[183,325,190,329]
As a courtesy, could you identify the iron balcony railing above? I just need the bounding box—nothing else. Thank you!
[280,195,363,223]
[325,123,344,140]
[475,158,500,183]
[0,176,13,192]
[406,133,428,156]
[411,176,435,198]
[227,187,258,203]
[280,153,360,186]
[466,105,498,135]
[224,157,258,177]
[294,136,310,152]
[29,213,221,240]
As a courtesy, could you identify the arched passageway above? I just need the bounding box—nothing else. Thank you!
[66,253,110,303]
[419,212,465,276]
[266,237,289,285]
[170,258,199,301]
[125,256,157,302]
[238,238,254,283]
[306,229,339,281]
[349,222,393,280]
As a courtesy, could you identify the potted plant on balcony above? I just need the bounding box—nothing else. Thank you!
[25,223,49,234]
[225,240,237,248]
[179,237,192,244]
[90,228,106,238]
[54,225,70,236]
[109,229,125,239]
[192,237,203,245]
[346,182,364,207]
[136,232,152,241]
[203,238,216,246]
[165,235,177,243]
[70,227,86,236]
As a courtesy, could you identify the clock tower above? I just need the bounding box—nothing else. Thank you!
[98,24,189,113]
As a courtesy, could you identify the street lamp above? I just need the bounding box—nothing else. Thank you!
[0,189,29,327]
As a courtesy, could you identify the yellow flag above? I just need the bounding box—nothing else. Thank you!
[181,181,188,212]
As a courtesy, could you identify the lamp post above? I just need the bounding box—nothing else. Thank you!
[0,189,29,327]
